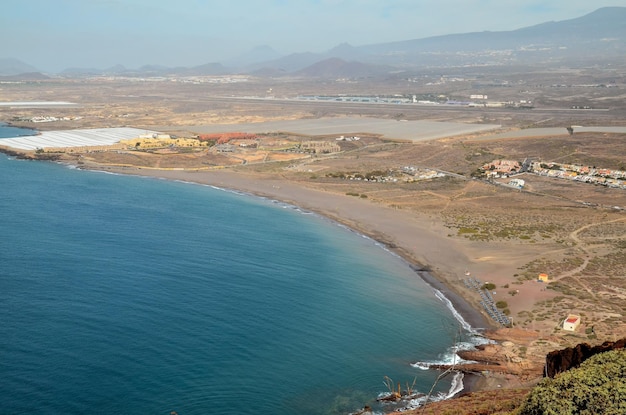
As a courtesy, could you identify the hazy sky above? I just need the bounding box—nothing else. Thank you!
[2,0,623,72]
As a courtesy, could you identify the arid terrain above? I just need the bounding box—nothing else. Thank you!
[2,69,625,414]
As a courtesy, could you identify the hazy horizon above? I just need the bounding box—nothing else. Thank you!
[3,1,624,73]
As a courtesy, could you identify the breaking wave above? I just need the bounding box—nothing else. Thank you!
[398,288,495,410]
[390,371,466,412]
[411,289,491,368]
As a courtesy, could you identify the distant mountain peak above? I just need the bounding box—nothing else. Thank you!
[7,7,625,77]
[0,58,39,76]
[225,45,283,68]
[330,42,355,51]
[105,64,127,73]
[250,44,279,53]
[295,57,390,78]
[327,42,366,60]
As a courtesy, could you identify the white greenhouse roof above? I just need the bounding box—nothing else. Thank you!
[0,127,158,150]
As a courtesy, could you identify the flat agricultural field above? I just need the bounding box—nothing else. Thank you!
[164,117,502,142]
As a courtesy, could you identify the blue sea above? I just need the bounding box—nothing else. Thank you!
[0,125,477,415]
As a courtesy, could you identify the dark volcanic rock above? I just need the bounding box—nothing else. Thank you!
[545,338,626,378]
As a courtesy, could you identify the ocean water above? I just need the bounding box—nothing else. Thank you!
[0,126,475,415]
[0,122,36,137]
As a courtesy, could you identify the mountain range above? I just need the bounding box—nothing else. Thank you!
[1,7,625,78]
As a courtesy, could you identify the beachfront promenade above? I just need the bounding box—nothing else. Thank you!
[464,277,511,326]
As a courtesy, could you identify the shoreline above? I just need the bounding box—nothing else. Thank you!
[75,165,497,388]
[416,268,488,331]
[2,145,508,399]
[2,150,500,397]
[87,164,492,328]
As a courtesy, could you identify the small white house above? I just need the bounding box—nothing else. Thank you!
[508,178,525,189]
[563,314,581,331]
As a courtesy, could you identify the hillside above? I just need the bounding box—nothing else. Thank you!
[406,341,626,415]
[246,7,626,74]
[0,58,39,76]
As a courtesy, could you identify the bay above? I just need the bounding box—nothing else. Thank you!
[0,122,37,138]
[0,126,471,414]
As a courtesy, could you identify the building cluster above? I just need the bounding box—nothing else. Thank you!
[401,166,445,181]
[197,132,258,144]
[483,159,521,175]
[328,166,446,184]
[92,75,249,84]
[214,143,236,153]
[342,172,398,183]
[295,93,531,108]
[43,143,128,153]
[297,94,413,104]
[531,162,626,189]
[480,158,626,190]
[13,116,83,123]
[335,135,361,141]
[475,100,533,108]
[120,134,209,149]
[172,76,249,84]
[300,141,341,154]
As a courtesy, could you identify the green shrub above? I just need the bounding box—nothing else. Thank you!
[496,300,508,309]
[518,350,626,415]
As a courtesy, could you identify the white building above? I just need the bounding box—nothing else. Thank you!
[508,178,525,189]
[563,314,581,331]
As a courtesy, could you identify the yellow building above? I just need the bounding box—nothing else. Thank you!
[119,136,208,149]
[538,273,549,282]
